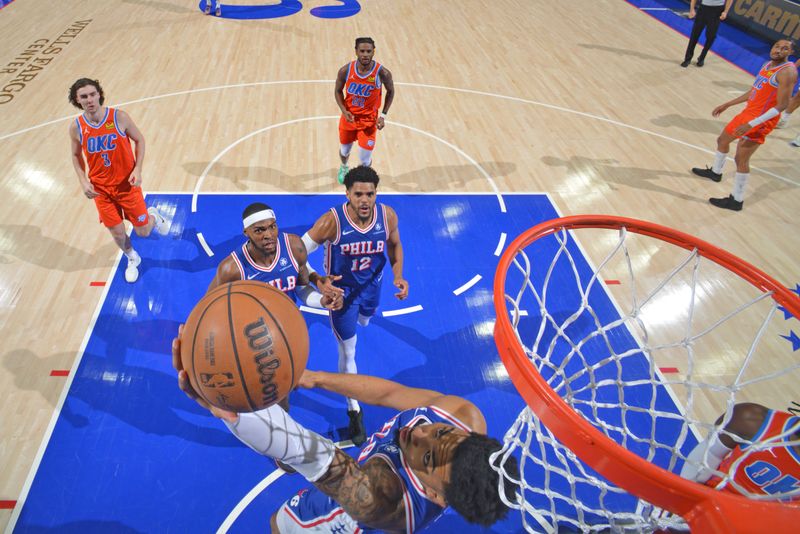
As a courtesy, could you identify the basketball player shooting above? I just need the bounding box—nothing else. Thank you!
[171,331,519,533]
[335,37,395,184]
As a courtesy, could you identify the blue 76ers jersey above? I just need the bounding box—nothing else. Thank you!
[276,406,473,533]
[230,233,300,301]
[324,203,388,288]
[356,406,474,533]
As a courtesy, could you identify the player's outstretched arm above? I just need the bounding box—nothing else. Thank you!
[303,212,343,297]
[313,447,407,531]
[713,91,751,117]
[298,370,486,432]
[775,65,799,112]
[385,206,408,300]
[679,402,768,482]
[289,233,343,310]
[299,370,440,410]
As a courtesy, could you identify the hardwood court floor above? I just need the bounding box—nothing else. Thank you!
[1,0,798,530]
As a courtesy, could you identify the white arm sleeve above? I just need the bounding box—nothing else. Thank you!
[302,232,321,276]
[679,431,733,483]
[302,232,320,255]
[748,107,780,127]
[295,284,324,308]
[224,404,335,482]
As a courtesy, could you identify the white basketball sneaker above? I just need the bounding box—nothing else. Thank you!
[790,134,800,147]
[148,207,170,236]
[125,251,141,283]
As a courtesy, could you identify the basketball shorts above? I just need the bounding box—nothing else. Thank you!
[724,109,780,145]
[275,487,362,533]
[339,115,377,151]
[93,180,149,228]
[330,277,382,340]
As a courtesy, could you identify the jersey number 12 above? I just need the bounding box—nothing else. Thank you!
[351,257,371,272]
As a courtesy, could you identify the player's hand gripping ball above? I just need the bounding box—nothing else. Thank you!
[180,281,309,412]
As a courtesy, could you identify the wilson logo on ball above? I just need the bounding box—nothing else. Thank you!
[244,317,282,407]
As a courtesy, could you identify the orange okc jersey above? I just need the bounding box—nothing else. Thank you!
[76,107,135,188]
[343,60,383,124]
[706,410,800,501]
[746,61,794,113]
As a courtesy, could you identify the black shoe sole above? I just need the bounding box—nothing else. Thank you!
[691,167,722,182]
[709,197,743,211]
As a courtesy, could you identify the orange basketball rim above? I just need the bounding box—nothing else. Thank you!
[493,215,800,533]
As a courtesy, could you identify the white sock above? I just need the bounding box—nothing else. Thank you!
[783,111,792,122]
[711,151,727,174]
[225,405,335,482]
[125,249,139,260]
[337,335,360,412]
[680,431,732,483]
[357,313,372,327]
[358,147,373,167]
[732,172,748,202]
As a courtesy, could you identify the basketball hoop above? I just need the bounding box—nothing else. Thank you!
[492,215,800,533]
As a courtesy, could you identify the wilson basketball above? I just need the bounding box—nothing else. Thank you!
[180,280,309,413]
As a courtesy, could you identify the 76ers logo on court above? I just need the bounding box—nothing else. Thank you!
[202,0,362,19]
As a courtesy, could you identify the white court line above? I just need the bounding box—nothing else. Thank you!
[388,122,506,213]
[299,305,330,316]
[640,7,672,10]
[2,79,796,186]
[494,232,507,256]
[189,118,506,296]
[191,115,338,212]
[190,117,505,214]
[217,439,354,534]
[0,80,330,142]
[453,275,482,296]
[196,232,214,257]
[173,190,547,208]
[382,305,423,317]
[216,469,284,534]
[542,196,703,444]
[5,247,125,534]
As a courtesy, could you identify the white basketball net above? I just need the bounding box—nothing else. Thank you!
[491,224,800,533]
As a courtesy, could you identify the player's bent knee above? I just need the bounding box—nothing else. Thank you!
[133,224,151,237]
[340,142,354,157]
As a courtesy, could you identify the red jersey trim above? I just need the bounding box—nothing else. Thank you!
[241,239,280,272]
[341,203,378,234]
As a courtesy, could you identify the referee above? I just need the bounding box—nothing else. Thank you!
[681,0,733,67]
